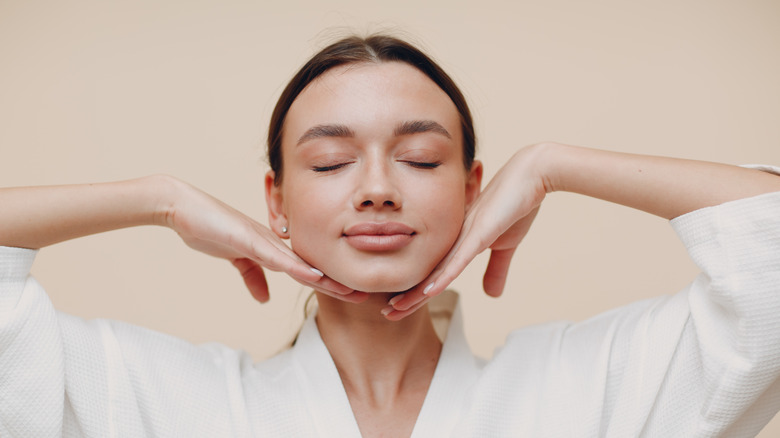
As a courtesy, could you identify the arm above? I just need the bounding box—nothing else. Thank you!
[0,176,167,250]
[543,143,780,220]
[0,175,360,301]
[385,142,780,318]
[1,176,365,436]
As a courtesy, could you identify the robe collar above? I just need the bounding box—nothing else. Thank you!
[290,291,482,437]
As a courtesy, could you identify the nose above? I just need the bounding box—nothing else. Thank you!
[353,161,402,211]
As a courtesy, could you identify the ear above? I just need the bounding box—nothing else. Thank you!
[265,170,288,239]
[465,160,483,210]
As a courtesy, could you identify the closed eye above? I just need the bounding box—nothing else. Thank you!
[402,161,442,169]
[312,162,351,172]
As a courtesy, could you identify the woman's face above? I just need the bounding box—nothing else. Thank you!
[267,61,481,293]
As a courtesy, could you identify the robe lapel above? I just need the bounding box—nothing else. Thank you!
[410,293,482,437]
[290,292,479,437]
[292,315,363,437]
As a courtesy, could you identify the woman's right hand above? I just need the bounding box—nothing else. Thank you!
[160,177,367,304]
[0,175,366,304]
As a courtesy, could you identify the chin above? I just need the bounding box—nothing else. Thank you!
[336,270,427,293]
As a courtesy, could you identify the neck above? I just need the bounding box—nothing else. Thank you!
[315,291,442,407]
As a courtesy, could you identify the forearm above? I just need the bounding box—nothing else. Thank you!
[539,143,780,219]
[0,175,176,249]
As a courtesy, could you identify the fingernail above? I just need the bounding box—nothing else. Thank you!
[381,306,393,317]
[423,282,435,295]
[388,294,404,307]
[310,268,324,277]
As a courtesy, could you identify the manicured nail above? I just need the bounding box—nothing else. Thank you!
[388,294,404,307]
[381,306,394,317]
[310,268,324,277]
[423,282,435,295]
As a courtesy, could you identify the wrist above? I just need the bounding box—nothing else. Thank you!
[141,174,184,228]
[523,142,567,194]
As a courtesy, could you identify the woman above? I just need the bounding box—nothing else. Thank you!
[1,35,779,437]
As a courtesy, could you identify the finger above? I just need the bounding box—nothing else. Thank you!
[282,272,357,299]
[428,238,484,296]
[313,275,353,295]
[232,258,270,303]
[482,247,517,297]
[267,268,365,303]
[391,229,484,311]
[241,234,355,297]
[278,260,355,297]
[299,274,355,297]
[249,241,325,283]
[243,237,353,296]
[251,237,354,295]
[315,288,370,304]
[232,256,360,304]
[383,296,432,321]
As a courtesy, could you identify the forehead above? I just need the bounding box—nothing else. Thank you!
[283,62,461,143]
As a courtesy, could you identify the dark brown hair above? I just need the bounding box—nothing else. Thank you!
[267,34,476,185]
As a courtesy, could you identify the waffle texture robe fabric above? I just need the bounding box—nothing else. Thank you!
[2,171,780,437]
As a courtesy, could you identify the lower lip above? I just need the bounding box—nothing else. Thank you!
[344,234,413,251]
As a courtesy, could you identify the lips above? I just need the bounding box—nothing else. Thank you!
[343,222,415,251]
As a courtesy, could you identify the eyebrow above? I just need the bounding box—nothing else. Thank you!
[296,120,452,146]
[394,120,451,139]
[297,124,355,145]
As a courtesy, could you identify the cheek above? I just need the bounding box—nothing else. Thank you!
[411,178,468,250]
[283,180,345,258]
[279,169,470,292]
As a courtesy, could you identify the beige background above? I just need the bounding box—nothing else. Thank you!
[2,0,779,434]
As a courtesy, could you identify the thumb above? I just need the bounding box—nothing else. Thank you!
[232,258,270,303]
[482,247,517,297]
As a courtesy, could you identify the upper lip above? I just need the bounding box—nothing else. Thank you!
[343,222,415,236]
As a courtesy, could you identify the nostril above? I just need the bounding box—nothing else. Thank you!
[361,200,374,207]
[383,200,394,207]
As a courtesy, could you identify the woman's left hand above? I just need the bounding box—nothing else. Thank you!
[382,144,550,320]
[382,141,780,320]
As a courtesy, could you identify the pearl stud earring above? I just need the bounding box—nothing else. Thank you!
[281,226,288,234]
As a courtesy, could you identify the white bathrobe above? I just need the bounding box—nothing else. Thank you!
[2,168,780,437]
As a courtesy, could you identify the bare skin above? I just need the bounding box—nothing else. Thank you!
[317,293,441,437]
[384,143,780,319]
[0,175,365,303]
[2,144,779,436]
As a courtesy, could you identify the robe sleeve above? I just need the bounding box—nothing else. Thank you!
[666,187,780,435]
[0,247,254,437]
[602,167,780,436]
[0,247,66,436]
[445,166,780,436]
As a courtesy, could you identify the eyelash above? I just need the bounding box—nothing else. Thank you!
[312,163,350,172]
[312,161,442,172]
[402,161,441,169]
